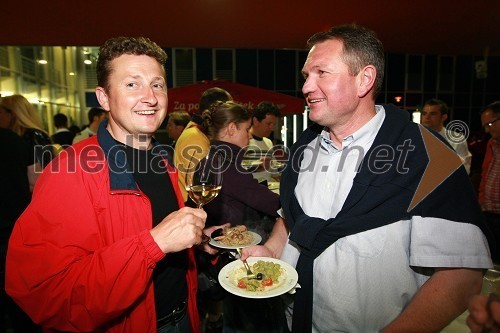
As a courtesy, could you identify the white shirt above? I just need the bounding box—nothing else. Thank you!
[54,128,71,134]
[248,136,273,152]
[438,128,472,175]
[73,127,95,144]
[280,105,492,332]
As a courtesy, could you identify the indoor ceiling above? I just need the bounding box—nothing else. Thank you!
[2,0,500,56]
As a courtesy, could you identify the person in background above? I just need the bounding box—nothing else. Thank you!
[0,94,54,169]
[242,24,492,333]
[51,113,76,147]
[5,36,218,333]
[173,88,232,333]
[201,101,284,333]
[202,101,280,239]
[69,124,81,135]
[248,101,281,153]
[166,110,190,147]
[421,98,472,174]
[479,101,500,263]
[174,87,233,202]
[0,128,41,333]
[72,106,107,143]
[468,129,490,196]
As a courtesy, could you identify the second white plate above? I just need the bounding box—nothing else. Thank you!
[209,231,262,250]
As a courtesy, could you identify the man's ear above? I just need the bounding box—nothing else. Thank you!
[95,87,110,111]
[358,65,376,98]
[442,114,449,123]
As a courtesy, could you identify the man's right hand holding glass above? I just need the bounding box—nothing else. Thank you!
[150,207,207,253]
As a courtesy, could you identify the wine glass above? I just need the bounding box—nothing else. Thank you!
[185,150,223,209]
[185,151,223,244]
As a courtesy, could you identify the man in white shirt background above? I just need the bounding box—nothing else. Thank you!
[73,107,107,144]
[421,98,472,174]
[248,101,281,152]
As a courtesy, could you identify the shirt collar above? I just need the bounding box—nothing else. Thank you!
[319,105,386,153]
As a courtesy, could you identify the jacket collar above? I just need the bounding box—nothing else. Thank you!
[96,120,172,191]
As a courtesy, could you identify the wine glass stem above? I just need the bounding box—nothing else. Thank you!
[197,204,203,209]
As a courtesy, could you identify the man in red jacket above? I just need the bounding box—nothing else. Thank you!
[6,37,218,333]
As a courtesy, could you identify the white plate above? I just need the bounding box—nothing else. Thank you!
[209,231,262,249]
[244,152,265,158]
[241,160,263,170]
[218,257,299,299]
[241,160,262,166]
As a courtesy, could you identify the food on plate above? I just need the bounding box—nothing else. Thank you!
[213,225,254,246]
[235,260,283,292]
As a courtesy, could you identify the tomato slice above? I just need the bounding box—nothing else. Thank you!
[261,277,273,287]
[237,279,247,289]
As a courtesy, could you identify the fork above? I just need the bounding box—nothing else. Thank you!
[236,248,262,280]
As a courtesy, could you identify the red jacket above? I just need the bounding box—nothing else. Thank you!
[6,128,200,333]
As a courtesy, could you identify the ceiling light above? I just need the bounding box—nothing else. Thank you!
[84,53,93,65]
[38,59,48,65]
[69,72,75,76]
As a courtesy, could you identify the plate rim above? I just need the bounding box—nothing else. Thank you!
[218,257,298,299]
[209,230,262,249]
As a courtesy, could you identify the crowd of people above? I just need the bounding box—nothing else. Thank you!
[0,24,499,333]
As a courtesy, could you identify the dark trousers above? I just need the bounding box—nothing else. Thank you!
[222,294,288,333]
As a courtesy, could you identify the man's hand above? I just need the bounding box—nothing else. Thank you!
[467,294,500,333]
[239,245,274,261]
[150,207,207,253]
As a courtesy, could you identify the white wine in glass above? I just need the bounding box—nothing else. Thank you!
[185,151,223,209]
[186,184,222,208]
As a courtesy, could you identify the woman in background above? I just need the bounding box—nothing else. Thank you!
[202,101,280,234]
[0,94,55,169]
[200,101,285,333]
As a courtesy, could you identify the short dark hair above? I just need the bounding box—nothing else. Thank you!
[483,101,500,116]
[307,24,385,99]
[168,111,191,127]
[88,107,106,124]
[96,37,167,92]
[252,101,281,121]
[424,99,449,116]
[199,87,232,113]
[53,113,68,128]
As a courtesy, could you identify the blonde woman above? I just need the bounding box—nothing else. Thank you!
[0,95,55,168]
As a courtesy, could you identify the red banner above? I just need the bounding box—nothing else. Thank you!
[167,80,305,115]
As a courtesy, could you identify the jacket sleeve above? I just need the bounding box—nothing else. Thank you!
[5,150,165,332]
[224,165,280,217]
